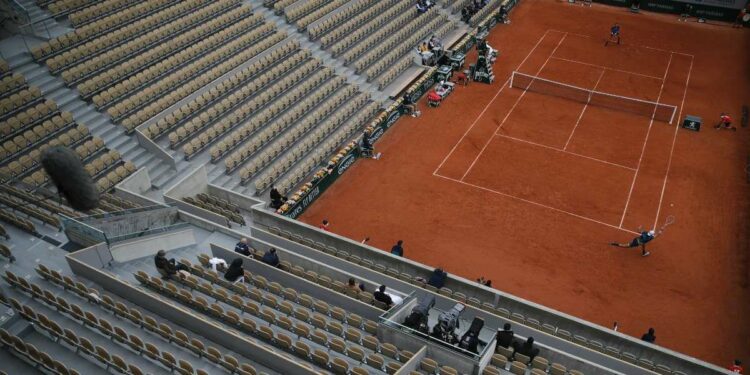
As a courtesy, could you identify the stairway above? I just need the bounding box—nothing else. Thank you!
[13,0,71,39]
[5,54,178,190]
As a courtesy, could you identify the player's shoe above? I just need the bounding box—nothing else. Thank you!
[642,251,651,257]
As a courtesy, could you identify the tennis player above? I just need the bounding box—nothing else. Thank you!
[610,226,662,257]
[605,23,621,46]
[714,112,736,131]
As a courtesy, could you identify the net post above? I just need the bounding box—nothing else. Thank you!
[509,71,514,88]
[668,106,676,124]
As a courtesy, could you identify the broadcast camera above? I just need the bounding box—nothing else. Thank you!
[431,303,465,344]
[403,295,435,335]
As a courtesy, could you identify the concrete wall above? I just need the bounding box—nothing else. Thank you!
[251,209,727,375]
[134,128,177,169]
[117,167,152,195]
[111,228,196,263]
[394,346,427,375]
[210,243,381,320]
[65,247,318,375]
[163,164,208,200]
[84,206,180,239]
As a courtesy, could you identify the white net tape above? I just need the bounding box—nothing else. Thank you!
[510,71,677,124]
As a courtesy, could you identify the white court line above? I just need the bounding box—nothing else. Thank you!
[460,33,569,181]
[618,52,675,228]
[433,173,640,235]
[652,56,694,230]
[563,68,606,150]
[432,29,557,176]
[494,133,637,171]
[550,56,664,81]
[548,29,695,56]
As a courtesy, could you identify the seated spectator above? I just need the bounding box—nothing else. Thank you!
[347,277,363,296]
[270,186,286,209]
[235,238,251,256]
[261,248,280,268]
[477,276,492,287]
[428,268,447,289]
[496,323,515,349]
[209,256,228,272]
[416,0,428,13]
[224,258,245,283]
[497,5,509,24]
[641,328,656,343]
[361,132,379,159]
[154,250,188,280]
[512,337,540,361]
[729,359,744,373]
[374,285,394,308]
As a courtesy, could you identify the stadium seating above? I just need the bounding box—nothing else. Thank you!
[183,193,245,226]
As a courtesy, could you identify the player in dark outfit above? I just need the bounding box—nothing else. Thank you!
[605,23,621,46]
[610,227,661,257]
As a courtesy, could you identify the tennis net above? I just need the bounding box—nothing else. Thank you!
[510,71,677,124]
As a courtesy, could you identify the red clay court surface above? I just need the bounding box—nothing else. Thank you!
[301,0,750,365]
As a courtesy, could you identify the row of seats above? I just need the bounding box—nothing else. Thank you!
[83,149,123,179]
[0,59,8,78]
[0,74,27,99]
[270,228,684,375]
[99,192,141,210]
[67,0,143,27]
[308,0,376,40]
[489,349,582,375]
[318,1,394,48]
[0,209,36,234]
[0,193,61,228]
[5,272,193,375]
[2,134,100,184]
[246,92,373,189]
[91,5,264,111]
[46,0,220,73]
[0,86,43,122]
[272,0,297,15]
[47,0,102,16]
[0,184,79,219]
[65,1,253,87]
[353,8,444,73]
[224,75,356,174]
[285,0,334,23]
[295,0,348,31]
[221,73,344,173]
[0,100,60,138]
[33,0,212,62]
[95,161,137,192]
[182,196,246,225]
[191,253,461,375]
[329,1,411,57]
[0,328,81,375]
[450,0,473,14]
[1,112,77,162]
[0,223,8,238]
[0,243,12,262]
[269,116,366,195]
[339,7,416,64]
[145,43,305,141]
[154,256,396,375]
[167,45,310,149]
[195,193,240,214]
[116,30,288,132]
[375,56,414,90]
[36,264,261,375]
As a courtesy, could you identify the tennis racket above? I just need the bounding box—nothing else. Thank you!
[663,215,676,228]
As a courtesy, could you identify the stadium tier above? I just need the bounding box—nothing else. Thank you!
[0,0,744,374]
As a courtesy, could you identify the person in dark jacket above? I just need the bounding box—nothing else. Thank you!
[154,250,187,279]
[373,285,393,308]
[261,248,280,268]
[269,186,286,209]
[641,328,656,343]
[427,268,447,289]
[235,238,251,256]
[512,337,540,361]
[391,240,404,257]
[224,258,245,283]
[496,323,515,349]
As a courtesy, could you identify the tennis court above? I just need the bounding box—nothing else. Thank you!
[300,0,750,366]
[435,30,693,233]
